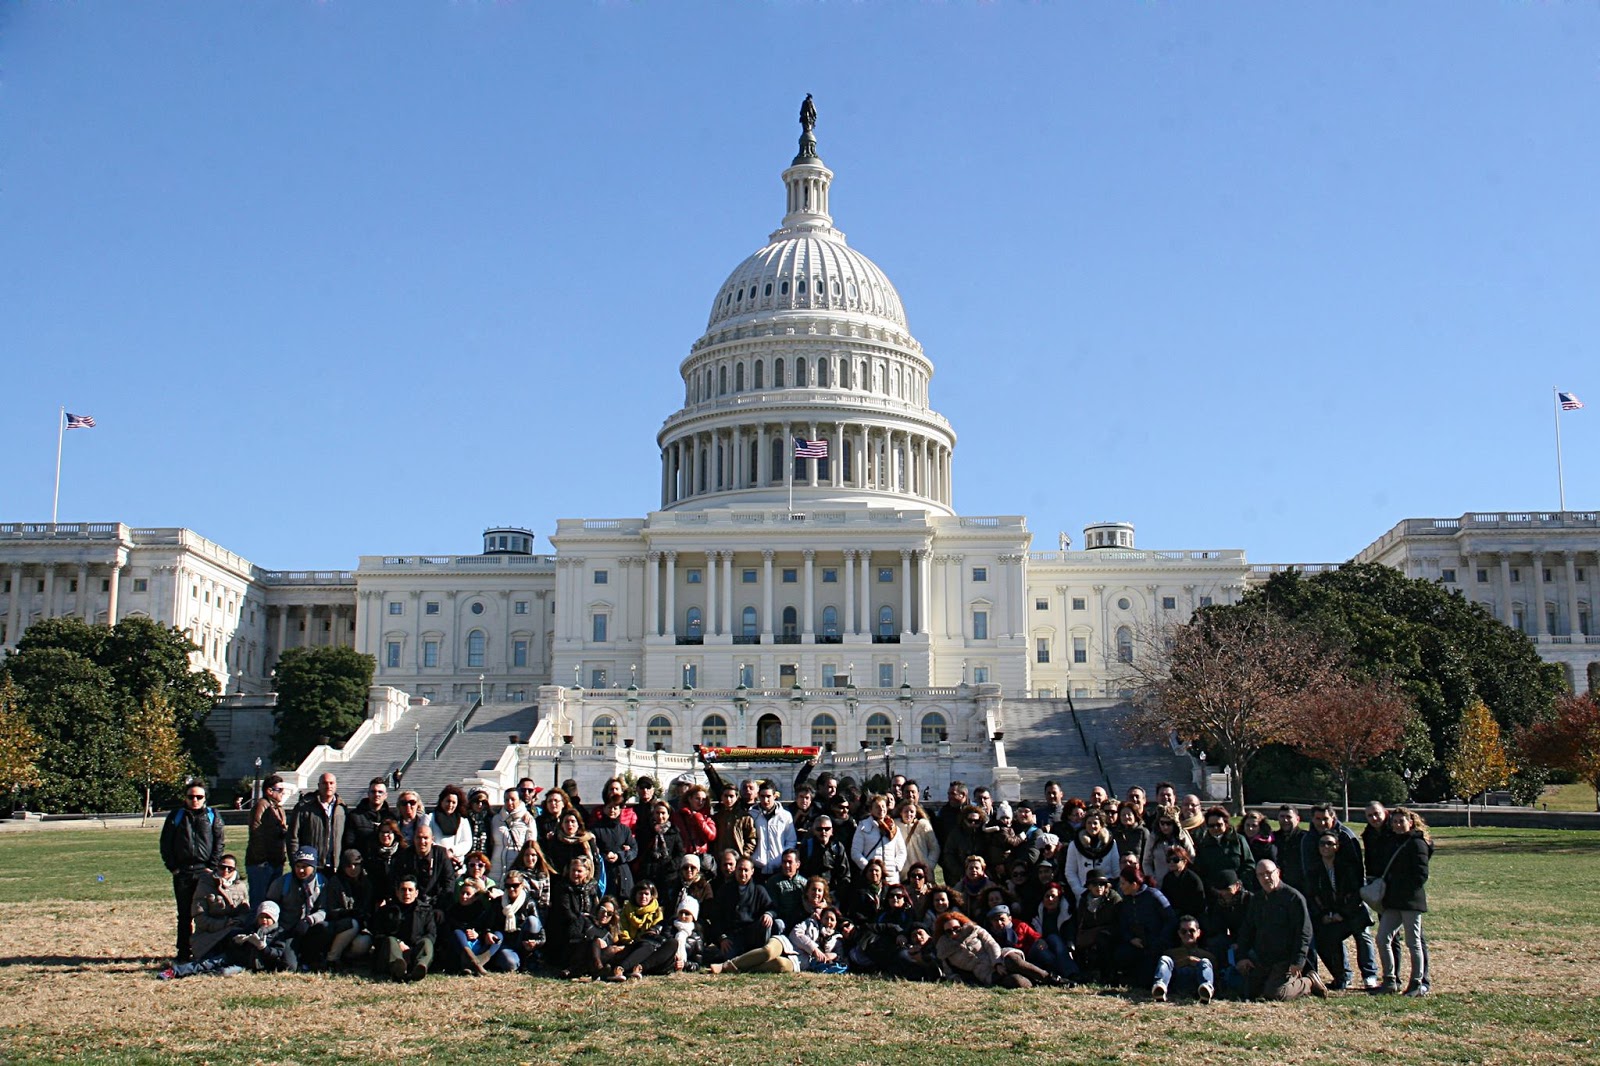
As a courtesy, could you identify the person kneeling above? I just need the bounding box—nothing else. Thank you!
[372,875,437,982]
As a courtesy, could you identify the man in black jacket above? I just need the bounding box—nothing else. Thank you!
[371,875,437,981]
[797,816,852,893]
[1235,859,1325,1001]
[343,778,395,864]
[159,781,226,961]
[287,772,348,872]
[396,825,454,911]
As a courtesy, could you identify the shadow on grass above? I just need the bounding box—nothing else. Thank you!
[0,953,168,971]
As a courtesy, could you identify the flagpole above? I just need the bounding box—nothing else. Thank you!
[1555,387,1567,513]
[787,438,794,513]
[51,406,65,526]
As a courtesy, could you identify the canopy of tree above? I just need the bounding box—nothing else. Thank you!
[271,645,376,766]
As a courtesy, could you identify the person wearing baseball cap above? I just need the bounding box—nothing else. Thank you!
[268,846,333,971]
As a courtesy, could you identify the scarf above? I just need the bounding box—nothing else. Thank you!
[433,808,463,838]
[620,897,664,942]
[500,888,530,932]
[1076,829,1114,862]
[875,816,898,841]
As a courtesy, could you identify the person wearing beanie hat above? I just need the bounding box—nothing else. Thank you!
[612,892,705,978]
[225,900,290,973]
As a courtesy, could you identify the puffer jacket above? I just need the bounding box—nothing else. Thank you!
[934,921,1006,984]
[190,870,251,958]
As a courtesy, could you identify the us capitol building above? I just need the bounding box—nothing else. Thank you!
[4,102,1597,794]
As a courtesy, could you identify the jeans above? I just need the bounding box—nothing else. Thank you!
[1155,955,1215,993]
[245,864,280,913]
[1030,934,1079,978]
[1377,909,1428,988]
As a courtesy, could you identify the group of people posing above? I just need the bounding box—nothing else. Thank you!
[157,763,1433,999]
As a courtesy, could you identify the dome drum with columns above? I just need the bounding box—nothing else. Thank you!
[658,106,955,517]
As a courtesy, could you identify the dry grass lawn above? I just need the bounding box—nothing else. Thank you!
[1,827,1597,1065]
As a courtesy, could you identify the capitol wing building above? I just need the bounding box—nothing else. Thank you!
[4,105,1597,799]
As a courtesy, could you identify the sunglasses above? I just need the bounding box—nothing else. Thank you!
[218,865,237,872]
[186,794,206,801]
[401,800,420,806]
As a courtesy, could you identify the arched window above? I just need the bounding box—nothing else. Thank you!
[821,606,839,638]
[817,359,830,387]
[770,437,784,483]
[774,358,785,387]
[1117,626,1134,664]
[877,605,895,638]
[719,365,727,395]
[749,440,759,484]
[782,606,798,639]
[735,363,745,391]
[686,607,703,638]
[810,713,837,748]
[920,712,948,744]
[742,606,758,638]
[754,360,764,389]
[756,713,782,748]
[865,712,893,746]
[860,360,868,390]
[840,360,851,390]
[466,630,485,668]
[796,358,808,387]
[647,714,673,750]
[592,715,618,747]
[701,714,728,747]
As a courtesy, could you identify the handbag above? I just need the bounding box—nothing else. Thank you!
[1359,843,1401,909]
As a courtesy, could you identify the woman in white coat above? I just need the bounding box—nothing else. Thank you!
[850,793,908,885]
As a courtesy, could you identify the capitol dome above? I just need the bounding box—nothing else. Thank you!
[656,98,957,517]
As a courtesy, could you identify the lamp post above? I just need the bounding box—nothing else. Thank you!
[573,664,581,689]
[478,673,485,705]
[413,722,420,760]
[253,756,262,803]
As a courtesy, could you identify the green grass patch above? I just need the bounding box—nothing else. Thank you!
[1539,782,1599,812]
[0,828,167,903]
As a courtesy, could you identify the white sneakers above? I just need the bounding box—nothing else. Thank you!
[1198,983,1214,1004]
[1151,982,1167,1002]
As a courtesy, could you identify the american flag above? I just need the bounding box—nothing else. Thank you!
[793,436,828,458]
[65,412,96,429]
[1559,392,1584,411]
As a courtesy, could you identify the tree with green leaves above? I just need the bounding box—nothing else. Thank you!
[272,645,376,765]
[0,677,44,807]
[1448,698,1515,826]
[15,615,220,774]
[1235,564,1563,801]
[123,690,191,825]
[1519,693,1600,812]
[1,646,138,813]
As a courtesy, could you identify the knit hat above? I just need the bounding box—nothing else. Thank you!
[340,849,364,868]
[1210,869,1242,889]
[257,900,280,921]
[678,896,701,920]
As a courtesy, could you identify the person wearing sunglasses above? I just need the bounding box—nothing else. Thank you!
[189,854,252,964]
[160,781,226,962]
[246,774,289,911]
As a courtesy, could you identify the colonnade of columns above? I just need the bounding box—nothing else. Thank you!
[660,421,952,508]
[3,559,124,646]
[1466,550,1597,637]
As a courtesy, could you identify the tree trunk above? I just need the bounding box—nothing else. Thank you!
[140,784,150,828]
[1232,765,1245,815]
[1465,795,1473,828]
[1341,770,1351,825]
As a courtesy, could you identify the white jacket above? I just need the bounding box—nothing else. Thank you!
[850,818,908,885]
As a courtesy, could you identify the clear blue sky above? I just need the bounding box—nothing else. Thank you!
[4,3,1597,570]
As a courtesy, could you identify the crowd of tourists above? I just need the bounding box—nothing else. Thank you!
[157,761,1433,999]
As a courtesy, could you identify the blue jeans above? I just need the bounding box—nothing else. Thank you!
[246,864,280,912]
[1155,955,1215,993]
[1031,934,1079,978]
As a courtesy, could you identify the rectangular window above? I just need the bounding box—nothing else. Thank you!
[1036,638,1050,663]
[782,568,798,583]
[423,641,439,668]
[1543,568,1553,584]
[513,640,528,667]
[200,589,207,603]
[425,601,440,615]
[37,580,45,593]
[1579,568,1587,582]
[1580,611,1591,637]
[591,668,607,688]
[1510,568,1521,582]
[1073,687,1089,698]
[822,568,838,583]
[191,585,197,598]
[1547,607,1558,634]
[101,579,110,592]
[779,663,795,687]
[1513,610,1525,632]
[386,642,401,668]
[739,663,755,687]
[515,600,530,615]
[821,663,837,687]
[1162,596,1177,610]
[133,578,149,593]
[1073,637,1087,664]
[878,663,895,687]
[687,569,702,584]
[973,666,990,684]
[68,579,80,593]
[1477,568,1489,583]
[972,567,987,582]
[592,614,607,642]
[1035,599,1048,611]
[1199,595,1214,607]
[743,569,757,583]
[1440,569,1456,583]
[594,570,608,584]
[878,567,893,583]
[2,580,8,593]
[1071,597,1086,611]
[973,611,989,640]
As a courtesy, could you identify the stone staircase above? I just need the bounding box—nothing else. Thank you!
[394,703,540,801]
[295,699,470,798]
[1002,697,1194,804]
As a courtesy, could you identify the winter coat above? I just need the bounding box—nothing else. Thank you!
[395,846,455,909]
[343,798,395,863]
[286,793,349,870]
[635,821,687,892]
[1380,832,1432,913]
[713,807,757,858]
[674,806,718,855]
[1062,831,1121,902]
[798,836,852,891]
[711,879,775,952]
[427,812,474,868]
[590,815,638,900]
[1306,844,1369,926]
[1160,867,1207,923]
[190,870,251,958]
[751,806,797,876]
[1116,884,1177,956]
[850,819,907,884]
[1113,825,1154,877]
[245,799,289,868]
[547,878,602,963]
[160,803,225,874]
[371,897,437,949]
[1145,827,1197,886]
[267,870,330,936]
[934,921,1006,984]
[1274,825,1311,890]
[328,871,379,930]
[1194,829,1255,889]
[1236,884,1312,970]
[489,810,536,883]
[902,816,942,874]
